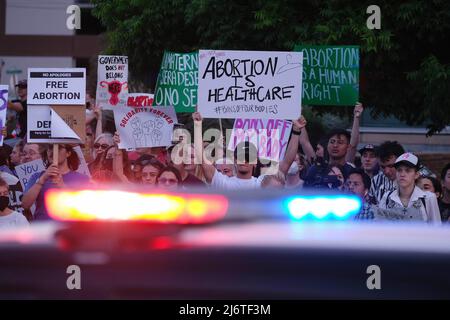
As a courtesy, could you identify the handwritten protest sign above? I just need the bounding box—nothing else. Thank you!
[113,106,178,149]
[198,50,303,120]
[294,45,359,106]
[27,68,86,105]
[228,118,293,162]
[15,159,46,190]
[96,55,128,110]
[0,85,8,146]
[373,207,424,222]
[127,93,154,108]
[27,105,85,143]
[153,51,198,113]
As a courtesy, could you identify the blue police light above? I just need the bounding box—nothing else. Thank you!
[285,195,361,220]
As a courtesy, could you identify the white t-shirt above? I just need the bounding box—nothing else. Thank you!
[211,171,264,190]
[0,210,29,229]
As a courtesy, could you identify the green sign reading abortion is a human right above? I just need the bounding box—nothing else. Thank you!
[294,45,359,106]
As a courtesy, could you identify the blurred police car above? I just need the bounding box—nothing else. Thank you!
[0,187,449,299]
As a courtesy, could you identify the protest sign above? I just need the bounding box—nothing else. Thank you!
[113,106,178,149]
[153,51,198,113]
[96,55,128,110]
[127,93,154,108]
[0,85,8,146]
[294,45,359,106]
[27,105,85,143]
[15,159,46,190]
[27,68,86,105]
[51,105,86,142]
[198,50,303,120]
[228,118,293,162]
[373,207,424,222]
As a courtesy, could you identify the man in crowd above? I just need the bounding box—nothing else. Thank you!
[304,129,355,187]
[369,141,405,205]
[345,168,376,220]
[359,144,379,179]
[7,80,28,140]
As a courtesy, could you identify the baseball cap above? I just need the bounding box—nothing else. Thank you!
[359,144,376,155]
[394,152,420,169]
[233,141,258,164]
[15,80,27,88]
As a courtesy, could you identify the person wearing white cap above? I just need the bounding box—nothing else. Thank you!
[377,152,441,224]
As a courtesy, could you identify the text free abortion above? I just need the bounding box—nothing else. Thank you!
[202,57,295,103]
[32,80,81,100]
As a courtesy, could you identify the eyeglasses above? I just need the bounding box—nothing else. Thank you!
[158,178,178,185]
[94,143,110,150]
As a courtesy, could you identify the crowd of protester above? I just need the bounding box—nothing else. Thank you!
[0,80,449,228]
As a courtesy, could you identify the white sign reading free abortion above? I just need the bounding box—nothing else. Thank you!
[198,50,303,120]
[27,68,86,105]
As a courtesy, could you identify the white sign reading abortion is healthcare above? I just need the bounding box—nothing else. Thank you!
[198,50,303,120]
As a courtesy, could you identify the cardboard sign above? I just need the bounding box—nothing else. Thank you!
[198,50,303,119]
[27,68,86,105]
[294,45,359,106]
[153,51,198,113]
[15,159,46,190]
[51,105,86,142]
[228,118,293,162]
[373,207,424,222]
[127,93,154,108]
[113,106,178,149]
[27,105,85,143]
[0,85,8,146]
[96,55,128,110]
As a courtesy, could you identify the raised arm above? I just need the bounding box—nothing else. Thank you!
[112,131,130,183]
[346,102,363,164]
[94,105,103,138]
[298,119,316,164]
[193,112,216,184]
[279,116,307,175]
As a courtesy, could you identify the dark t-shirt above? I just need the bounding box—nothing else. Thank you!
[182,173,205,187]
[25,171,91,221]
[304,162,354,188]
[438,199,450,223]
[16,100,27,138]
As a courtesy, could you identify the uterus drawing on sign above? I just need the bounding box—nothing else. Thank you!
[100,80,128,106]
[142,117,164,147]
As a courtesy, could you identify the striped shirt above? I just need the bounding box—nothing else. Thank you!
[369,172,397,205]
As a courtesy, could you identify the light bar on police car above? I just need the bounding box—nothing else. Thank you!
[45,190,228,223]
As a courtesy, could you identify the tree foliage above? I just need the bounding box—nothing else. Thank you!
[92,0,450,134]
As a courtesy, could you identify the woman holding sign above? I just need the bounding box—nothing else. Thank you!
[22,144,90,221]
